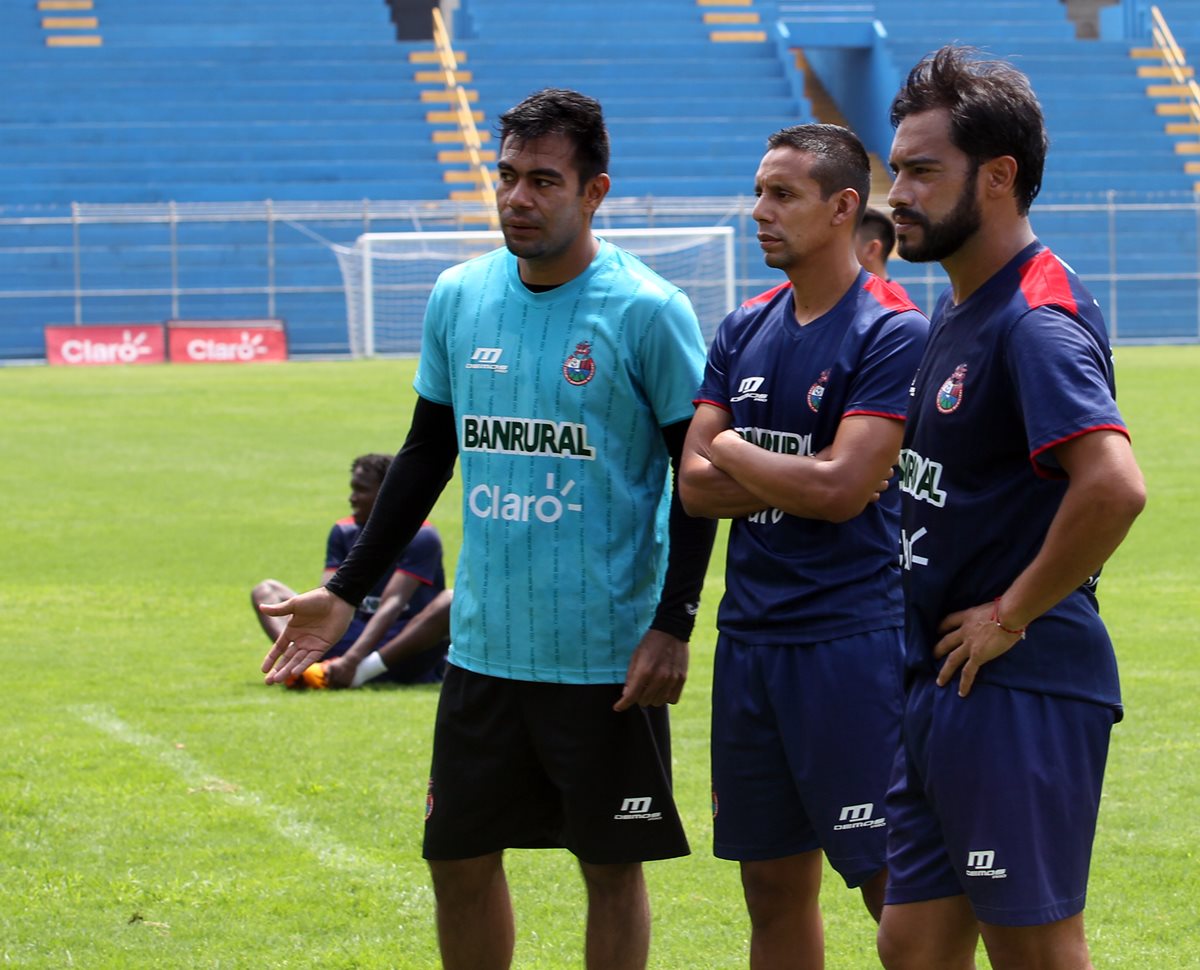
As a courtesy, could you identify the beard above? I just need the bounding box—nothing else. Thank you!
[895,175,982,263]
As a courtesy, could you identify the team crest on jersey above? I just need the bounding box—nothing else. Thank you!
[563,340,596,386]
[425,779,435,820]
[936,363,968,414]
[807,369,830,413]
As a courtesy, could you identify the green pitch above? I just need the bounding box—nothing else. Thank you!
[2,347,1196,968]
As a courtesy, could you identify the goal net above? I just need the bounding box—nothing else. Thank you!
[334,226,736,357]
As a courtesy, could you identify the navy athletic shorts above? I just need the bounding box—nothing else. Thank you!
[884,672,1115,926]
[710,629,904,887]
[423,664,689,864]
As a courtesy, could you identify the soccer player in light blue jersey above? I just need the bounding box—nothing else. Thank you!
[879,47,1146,970]
[681,124,929,968]
[260,89,716,970]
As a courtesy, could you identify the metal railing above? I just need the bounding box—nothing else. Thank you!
[1,193,1198,359]
[431,7,498,225]
[1149,4,1200,124]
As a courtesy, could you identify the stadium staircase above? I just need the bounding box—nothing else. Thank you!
[779,0,1200,337]
[426,0,814,201]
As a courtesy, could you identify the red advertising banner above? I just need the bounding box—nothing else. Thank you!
[166,319,288,364]
[45,324,166,366]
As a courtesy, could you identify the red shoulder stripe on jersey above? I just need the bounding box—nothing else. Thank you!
[741,280,792,308]
[1028,423,1130,479]
[863,273,919,313]
[693,397,732,413]
[843,408,907,421]
[1019,249,1078,316]
[337,515,356,525]
[395,566,436,586]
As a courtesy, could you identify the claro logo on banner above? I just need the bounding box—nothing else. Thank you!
[167,320,288,364]
[44,325,166,366]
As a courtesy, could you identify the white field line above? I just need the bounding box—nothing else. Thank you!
[73,704,426,897]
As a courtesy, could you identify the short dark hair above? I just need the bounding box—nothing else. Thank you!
[765,124,871,221]
[351,453,391,484]
[497,88,610,188]
[890,45,1047,215]
[858,207,896,255]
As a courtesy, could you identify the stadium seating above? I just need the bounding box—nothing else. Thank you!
[0,0,1196,358]
[446,0,814,199]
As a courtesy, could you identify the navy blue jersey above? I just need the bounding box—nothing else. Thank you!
[900,241,1129,708]
[325,517,446,624]
[697,270,930,643]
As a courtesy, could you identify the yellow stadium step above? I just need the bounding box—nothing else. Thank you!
[1156,102,1197,114]
[427,109,484,124]
[703,11,760,23]
[421,89,479,103]
[433,129,492,144]
[710,29,766,41]
[46,33,101,46]
[415,69,472,84]
[1138,64,1194,78]
[1166,121,1200,134]
[42,15,97,28]
[38,0,93,8]
[438,149,498,163]
[1147,83,1195,96]
[1184,160,1200,173]
[1130,46,1166,59]
[409,49,467,64]
[450,188,491,201]
[444,169,496,184]
[1175,142,1200,153]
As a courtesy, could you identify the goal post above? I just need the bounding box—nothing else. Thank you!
[334,226,737,357]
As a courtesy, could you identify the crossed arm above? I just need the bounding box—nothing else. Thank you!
[679,402,903,523]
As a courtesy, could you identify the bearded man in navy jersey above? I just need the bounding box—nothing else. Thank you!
[877,46,1146,970]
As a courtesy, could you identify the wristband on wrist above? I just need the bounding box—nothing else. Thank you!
[991,597,1027,639]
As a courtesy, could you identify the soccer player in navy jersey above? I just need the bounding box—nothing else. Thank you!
[258,89,716,970]
[856,206,912,301]
[679,124,929,968]
[251,452,449,687]
[877,46,1146,970]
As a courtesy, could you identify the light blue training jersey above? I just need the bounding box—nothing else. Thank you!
[414,238,707,684]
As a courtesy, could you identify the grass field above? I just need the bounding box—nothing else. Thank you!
[2,346,1197,969]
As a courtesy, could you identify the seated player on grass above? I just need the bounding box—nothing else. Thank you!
[251,452,450,688]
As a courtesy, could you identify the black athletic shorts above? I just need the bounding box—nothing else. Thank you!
[423,664,690,864]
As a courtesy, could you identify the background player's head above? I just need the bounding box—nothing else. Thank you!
[855,207,898,278]
[752,123,870,274]
[497,88,610,189]
[348,453,392,526]
[890,45,1047,217]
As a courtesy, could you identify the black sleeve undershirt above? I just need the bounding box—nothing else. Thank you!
[325,396,458,608]
[326,405,716,642]
[651,418,719,642]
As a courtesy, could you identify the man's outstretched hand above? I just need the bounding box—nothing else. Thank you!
[260,587,355,685]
